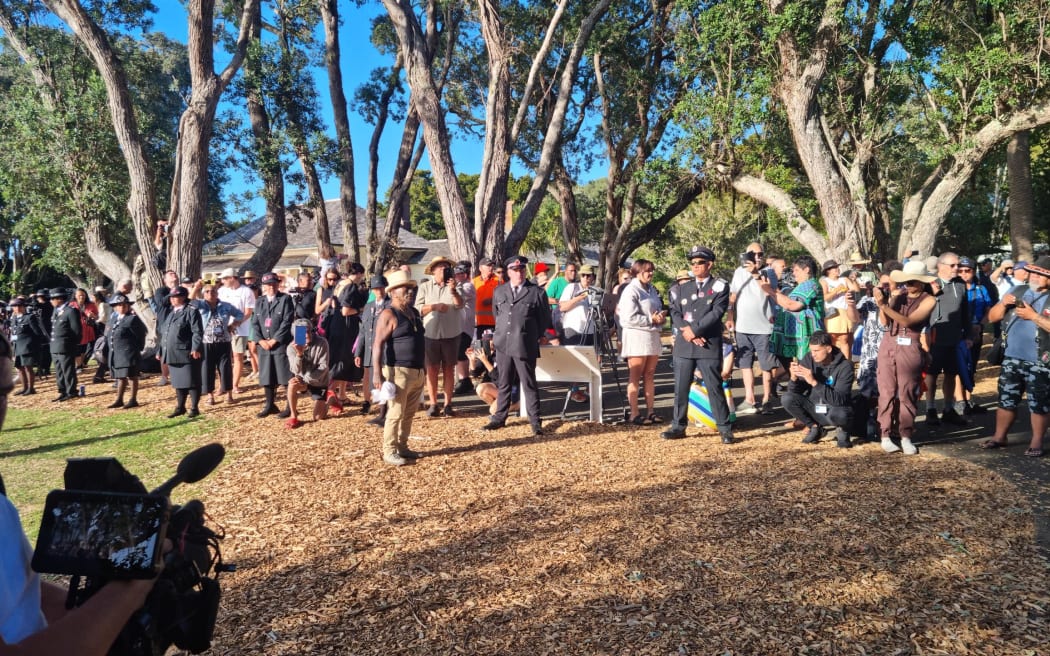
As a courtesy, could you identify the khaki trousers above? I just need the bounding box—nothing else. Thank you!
[382,366,425,457]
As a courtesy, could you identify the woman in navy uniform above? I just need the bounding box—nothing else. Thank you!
[8,297,46,395]
[252,272,295,418]
[160,286,203,417]
[48,288,81,402]
[106,294,148,409]
[664,246,735,444]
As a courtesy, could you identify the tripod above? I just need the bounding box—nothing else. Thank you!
[558,294,627,421]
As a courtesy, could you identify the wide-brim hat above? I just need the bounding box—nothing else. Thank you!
[369,275,388,289]
[890,261,936,284]
[220,267,237,279]
[49,288,69,300]
[260,272,280,286]
[1023,256,1050,277]
[424,256,455,274]
[578,264,596,276]
[676,270,691,282]
[8,297,26,307]
[108,293,130,306]
[35,289,48,298]
[385,270,417,293]
[848,251,871,265]
[241,270,257,280]
[822,259,840,272]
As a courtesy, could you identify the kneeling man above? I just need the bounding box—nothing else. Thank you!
[781,330,855,448]
[285,318,331,428]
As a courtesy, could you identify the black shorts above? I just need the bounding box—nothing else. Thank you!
[307,385,327,400]
[458,333,471,362]
[927,343,959,377]
[14,354,35,368]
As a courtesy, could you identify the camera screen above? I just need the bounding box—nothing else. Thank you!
[33,490,169,579]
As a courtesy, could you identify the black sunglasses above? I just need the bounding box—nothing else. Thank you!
[691,259,711,266]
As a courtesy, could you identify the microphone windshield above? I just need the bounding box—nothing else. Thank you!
[177,443,226,484]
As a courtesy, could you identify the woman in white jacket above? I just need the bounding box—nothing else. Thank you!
[617,259,666,425]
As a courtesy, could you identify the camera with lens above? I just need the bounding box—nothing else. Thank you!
[585,286,605,304]
[32,444,233,655]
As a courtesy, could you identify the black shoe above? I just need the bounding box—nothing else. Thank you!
[925,409,940,427]
[107,400,124,409]
[720,431,736,444]
[835,428,852,448]
[14,389,27,396]
[941,408,968,426]
[24,388,36,395]
[367,414,385,426]
[442,405,456,417]
[187,409,200,418]
[360,401,371,415]
[123,400,140,409]
[427,405,440,418]
[256,405,279,418]
[531,424,544,436]
[454,378,474,395]
[92,376,105,384]
[167,408,186,418]
[52,395,69,402]
[802,425,822,444]
[399,449,423,459]
[481,420,505,431]
[661,428,687,440]
[966,402,988,415]
[277,408,291,419]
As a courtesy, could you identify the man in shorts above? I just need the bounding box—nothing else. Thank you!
[453,261,476,394]
[415,256,464,416]
[217,267,255,394]
[980,256,1050,458]
[285,318,330,428]
[925,252,969,427]
[726,243,779,414]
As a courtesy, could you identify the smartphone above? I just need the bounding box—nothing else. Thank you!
[33,490,169,579]
[294,324,308,346]
[1016,300,1026,309]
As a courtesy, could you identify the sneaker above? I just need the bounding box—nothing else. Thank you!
[736,401,757,416]
[881,437,901,453]
[367,414,386,426]
[941,408,968,426]
[157,376,169,387]
[383,453,408,466]
[802,425,822,444]
[399,449,422,459]
[759,400,777,415]
[925,409,940,427]
[901,437,918,455]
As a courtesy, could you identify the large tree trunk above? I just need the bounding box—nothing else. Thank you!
[166,0,257,280]
[1007,131,1035,261]
[319,0,359,263]
[42,0,163,290]
[550,161,582,266]
[382,0,475,263]
[370,115,425,275]
[83,215,133,283]
[239,0,287,276]
[474,0,512,260]
[365,60,406,269]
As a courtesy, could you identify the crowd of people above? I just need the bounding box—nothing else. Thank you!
[3,244,1048,464]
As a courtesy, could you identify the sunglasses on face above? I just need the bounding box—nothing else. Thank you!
[691,260,711,266]
[958,268,973,273]
[750,252,764,257]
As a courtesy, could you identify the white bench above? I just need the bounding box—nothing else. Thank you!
[521,345,604,423]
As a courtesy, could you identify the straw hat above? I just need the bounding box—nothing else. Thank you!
[385,270,417,292]
[676,270,691,282]
[889,260,935,284]
[848,251,871,265]
[424,256,455,274]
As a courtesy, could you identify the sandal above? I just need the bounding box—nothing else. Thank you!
[630,415,651,426]
[979,439,1008,450]
[647,413,664,424]
[1024,448,1044,458]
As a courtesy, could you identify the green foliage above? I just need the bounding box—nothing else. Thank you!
[406,170,445,239]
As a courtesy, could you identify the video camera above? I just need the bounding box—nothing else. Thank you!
[32,443,233,655]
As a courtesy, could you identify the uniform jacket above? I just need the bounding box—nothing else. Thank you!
[252,293,295,347]
[161,306,203,366]
[49,303,82,355]
[492,279,552,360]
[670,276,729,360]
[107,313,148,370]
[9,313,47,357]
[355,297,391,365]
[786,349,855,408]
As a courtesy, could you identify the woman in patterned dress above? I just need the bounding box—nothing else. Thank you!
[762,255,825,369]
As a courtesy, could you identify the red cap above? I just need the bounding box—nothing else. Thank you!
[535,262,549,274]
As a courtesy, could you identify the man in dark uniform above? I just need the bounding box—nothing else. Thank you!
[481,255,553,436]
[32,290,53,377]
[49,287,81,402]
[252,272,295,418]
[663,246,735,444]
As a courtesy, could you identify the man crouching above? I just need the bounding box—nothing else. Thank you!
[285,318,331,428]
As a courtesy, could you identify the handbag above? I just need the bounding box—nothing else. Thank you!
[986,336,1005,366]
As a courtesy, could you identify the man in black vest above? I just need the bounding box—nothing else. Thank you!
[481,255,553,436]
[49,288,81,402]
[663,246,735,444]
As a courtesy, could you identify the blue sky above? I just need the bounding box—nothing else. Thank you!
[153,1,493,223]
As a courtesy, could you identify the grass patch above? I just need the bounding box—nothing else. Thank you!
[1,408,222,542]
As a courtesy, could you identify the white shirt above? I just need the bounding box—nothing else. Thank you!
[218,284,256,338]
[729,267,776,335]
[0,496,46,644]
[559,283,593,337]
